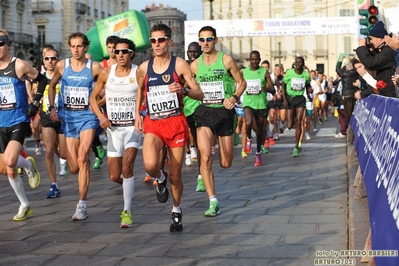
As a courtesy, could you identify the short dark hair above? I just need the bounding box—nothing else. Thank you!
[261,60,270,65]
[250,50,261,58]
[43,48,59,57]
[106,35,120,45]
[115,38,136,60]
[68,32,90,46]
[150,23,172,39]
[198,26,217,38]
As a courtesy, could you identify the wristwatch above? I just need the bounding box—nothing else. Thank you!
[232,94,240,104]
[183,87,190,96]
[48,105,55,111]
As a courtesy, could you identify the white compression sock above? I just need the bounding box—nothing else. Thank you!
[17,155,31,170]
[8,176,29,206]
[123,176,135,211]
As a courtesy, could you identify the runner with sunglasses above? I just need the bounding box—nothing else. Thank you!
[190,26,247,217]
[135,23,204,232]
[47,32,103,221]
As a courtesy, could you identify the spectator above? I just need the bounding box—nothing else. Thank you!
[384,33,399,96]
[355,21,396,98]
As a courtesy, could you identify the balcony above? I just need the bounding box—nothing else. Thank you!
[7,31,34,45]
[313,49,328,59]
[32,1,54,13]
[292,50,308,58]
[75,2,86,15]
[271,50,288,59]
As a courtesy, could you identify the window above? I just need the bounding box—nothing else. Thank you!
[38,25,46,45]
[101,11,105,19]
[87,6,90,15]
[340,9,354,17]
[94,9,98,18]
[343,36,352,54]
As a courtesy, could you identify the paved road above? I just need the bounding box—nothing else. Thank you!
[0,117,349,266]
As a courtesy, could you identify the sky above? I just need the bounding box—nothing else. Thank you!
[129,0,204,21]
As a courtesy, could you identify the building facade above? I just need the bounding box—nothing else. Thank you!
[0,0,34,61]
[201,0,397,76]
[132,3,186,65]
[32,0,128,59]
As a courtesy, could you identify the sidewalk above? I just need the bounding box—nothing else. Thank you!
[0,117,352,266]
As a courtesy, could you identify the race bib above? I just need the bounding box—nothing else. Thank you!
[291,78,305,91]
[0,84,16,110]
[201,81,225,105]
[63,86,89,110]
[246,79,262,95]
[107,96,136,126]
[147,85,180,119]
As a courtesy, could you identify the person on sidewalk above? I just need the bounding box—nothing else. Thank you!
[135,23,204,232]
[190,26,246,217]
[90,38,141,228]
[0,29,43,221]
[47,32,103,221]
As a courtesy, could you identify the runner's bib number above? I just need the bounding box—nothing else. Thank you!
[147,85,180,119]
[63,86,89,110]
[108,96,136,126]
[291,78,305,91]
[0,84,16,110]
[201,81,225,105]
[246,79,262,95]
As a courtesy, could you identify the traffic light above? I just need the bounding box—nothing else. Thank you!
[359,5,379,36]
[28,41,40,69]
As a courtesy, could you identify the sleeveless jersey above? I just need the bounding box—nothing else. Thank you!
[58,58,97,122]
[41,72,60,114]
[242,66,267,110]
[105,63,138,127]
[144,56,184,120]
[0,57,30,127]
[196,52,235,108]
[283,69,311,97]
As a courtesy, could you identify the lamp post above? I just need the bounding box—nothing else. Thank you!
[278,42,281,66]
[209,0,214,20]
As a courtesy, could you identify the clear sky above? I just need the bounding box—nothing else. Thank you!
[129,0,204,21]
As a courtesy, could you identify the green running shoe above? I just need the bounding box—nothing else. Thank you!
[97,145,105,160]
[196,177,205,192]
[93,158,103,169]
[120,210,133,228]
[205,201,220,217]
[292,148,299,157]
[260,145,268,154]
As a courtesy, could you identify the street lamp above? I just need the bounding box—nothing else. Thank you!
[209,0,214,20]
[278,42,281,66]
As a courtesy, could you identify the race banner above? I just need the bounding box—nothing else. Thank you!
[350,95,399,266]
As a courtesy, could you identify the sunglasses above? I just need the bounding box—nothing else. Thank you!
[198,36,216,43]
[114,49,132,54]
[0,42,6,47]
[149,36,170,44]
[44,56,58,61]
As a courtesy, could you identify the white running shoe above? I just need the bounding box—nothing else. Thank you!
[305,132,311,140]
[13,205,33,221]
[190,147,197,162]
[35,141,44,156]
[185,153,192,166]
[25,156,41,189]
[72,203,88,221]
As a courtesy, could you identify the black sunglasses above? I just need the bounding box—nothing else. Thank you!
[198,36,216,43]
[44,56,58,61]
[0,42,6,47]
[149,36,170,44]
[114,48,132,54]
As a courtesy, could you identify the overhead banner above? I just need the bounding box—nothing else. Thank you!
[350,95,399,266]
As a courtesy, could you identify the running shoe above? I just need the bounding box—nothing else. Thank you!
[241,149,248,158]
[274,133,279,141]
[96,145,105,160]
[292,148,299,157]
[335,133,345,138]
[269,137,275,146]
[190,147,197,162]
[72,203,88,221]
[205,201,220,217]
[319,118,323,125]
[46,184,61,198]
[164,153,170,166]
[254,153,262,166]
[156,171,169,203]
[196,176,206,192]
[25,156,40,189]
[298,141,302,151]
[35,141,43,156]
[17,168,23,176]
[59,158,68,176]
[264,138,270,149]
[144,175,154,183]
[13,205,33,221]
[93,157,103,169]
[244,138,252,154]
[185,153,192,166]
[260,145,268,154]
[211,146,216,155]
[170,211,183,232]
[234,132,240,147]
[279,127,285,134]
[120,210,133,228]
[305,132,311,140]
[313,127,318,132]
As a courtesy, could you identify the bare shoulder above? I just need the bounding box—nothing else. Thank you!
[190,58,199,73]
[138,60,149,74]
[222,53,235,66]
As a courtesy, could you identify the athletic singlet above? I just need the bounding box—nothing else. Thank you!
[41,72,60,114]
[242,66,267,110]
[283,69,311,97]
[196,52,235,108]
[58,58,97,122]
[105,63,138,127]
[144,56,184,120]
[0,57,30,127]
